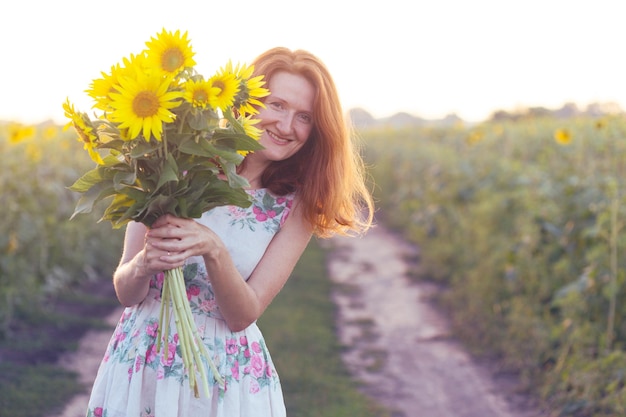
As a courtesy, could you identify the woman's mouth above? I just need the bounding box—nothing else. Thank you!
[267,130,291,145]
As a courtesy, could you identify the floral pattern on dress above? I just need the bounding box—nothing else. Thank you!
[86,189,293,417]
[102,261,283,395]
[227,190,293,233]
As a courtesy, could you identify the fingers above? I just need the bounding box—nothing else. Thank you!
[147,216,217,260]
[145,235,179,258]
[149,216,193,241]
[141,245,185,275]
[151,213,185,229]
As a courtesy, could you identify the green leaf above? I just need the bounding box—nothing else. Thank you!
[119,186,148,203]
[156,153,179,190]
[177,137,217,158]
[213,131,265,152]
[188,108,220,131]
[101,194,139,229]
[178,134,257,164]
[70,181,116,219]
[100,153,124,167]
[113,170,138,191]
[68,167,105,193]
[113,199,149,228]
[97,139,126,152]
[140,194,180,226]
[222,161,250,188]
[130,140,162,158]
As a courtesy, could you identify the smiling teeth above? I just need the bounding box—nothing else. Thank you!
[268,131,289,144]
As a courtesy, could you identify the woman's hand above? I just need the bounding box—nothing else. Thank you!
[147,214,222,266]
[112,215,220,307]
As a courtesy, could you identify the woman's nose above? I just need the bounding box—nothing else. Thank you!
[276,112,294,135]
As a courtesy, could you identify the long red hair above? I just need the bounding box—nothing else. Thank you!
[247,47,374,237]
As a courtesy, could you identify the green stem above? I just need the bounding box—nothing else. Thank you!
[156,274,170,353]
[170,268,197,392]
[156,265,224,397]
[172,271,210,398]
[175,272,219,390]
[163,131,169,166]
[177,109,189,135]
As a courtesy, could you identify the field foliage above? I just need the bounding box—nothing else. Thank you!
[0,122,123,338]
[361,115,626,416]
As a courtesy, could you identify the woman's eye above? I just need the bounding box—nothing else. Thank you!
[269,102,283,110]
[298,113,312,124]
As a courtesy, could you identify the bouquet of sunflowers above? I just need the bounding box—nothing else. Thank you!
[64,29,268,398]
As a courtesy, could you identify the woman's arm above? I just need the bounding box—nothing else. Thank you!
[147,202,313,332]
[205,203,312,331]
[113,221,183,306]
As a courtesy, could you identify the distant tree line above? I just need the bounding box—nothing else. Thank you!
[349,101,624,130]
[489,101,624,121]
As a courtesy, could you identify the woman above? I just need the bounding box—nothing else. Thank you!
[86,47,374,417]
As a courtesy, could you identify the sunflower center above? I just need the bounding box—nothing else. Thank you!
[161,48,185,73]
[213,81,224,93]
[193,89,208,103]
[132,91,160,118]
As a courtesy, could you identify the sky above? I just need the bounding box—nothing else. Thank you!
[2,0,625,124]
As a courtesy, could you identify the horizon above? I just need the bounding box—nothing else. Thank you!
[2,99,621,127]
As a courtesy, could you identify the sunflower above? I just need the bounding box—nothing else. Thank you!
[240,115,263,141]
[87,54,146,111]
[230,115,263,157]
[145,29,195,76]
[108,67,183,142]
[183,78,220,110]
[63,98,104,164]
[554,128,572,146]
[209,70,240,111]
[237,73,270,116]
[222,61,269,116]
[8,123,36,144]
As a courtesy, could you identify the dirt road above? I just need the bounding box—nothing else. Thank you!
[327,225,543,417]
[51,224,543,417]
[48,307,123,417]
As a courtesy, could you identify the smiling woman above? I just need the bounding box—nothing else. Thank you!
[80,43,374,417]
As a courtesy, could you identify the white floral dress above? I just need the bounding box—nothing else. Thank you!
[86,189,293,417]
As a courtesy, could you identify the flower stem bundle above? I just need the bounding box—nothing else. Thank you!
[157,267,222,397]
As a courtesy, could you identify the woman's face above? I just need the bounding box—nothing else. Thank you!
[252,71,315,162]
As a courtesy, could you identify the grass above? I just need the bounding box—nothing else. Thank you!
[0,363,81,417]
[259,238,391,417]
[0,279,118,417]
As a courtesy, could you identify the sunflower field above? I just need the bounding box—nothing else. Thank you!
[362,114,626,416]
[0,122,123,338]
